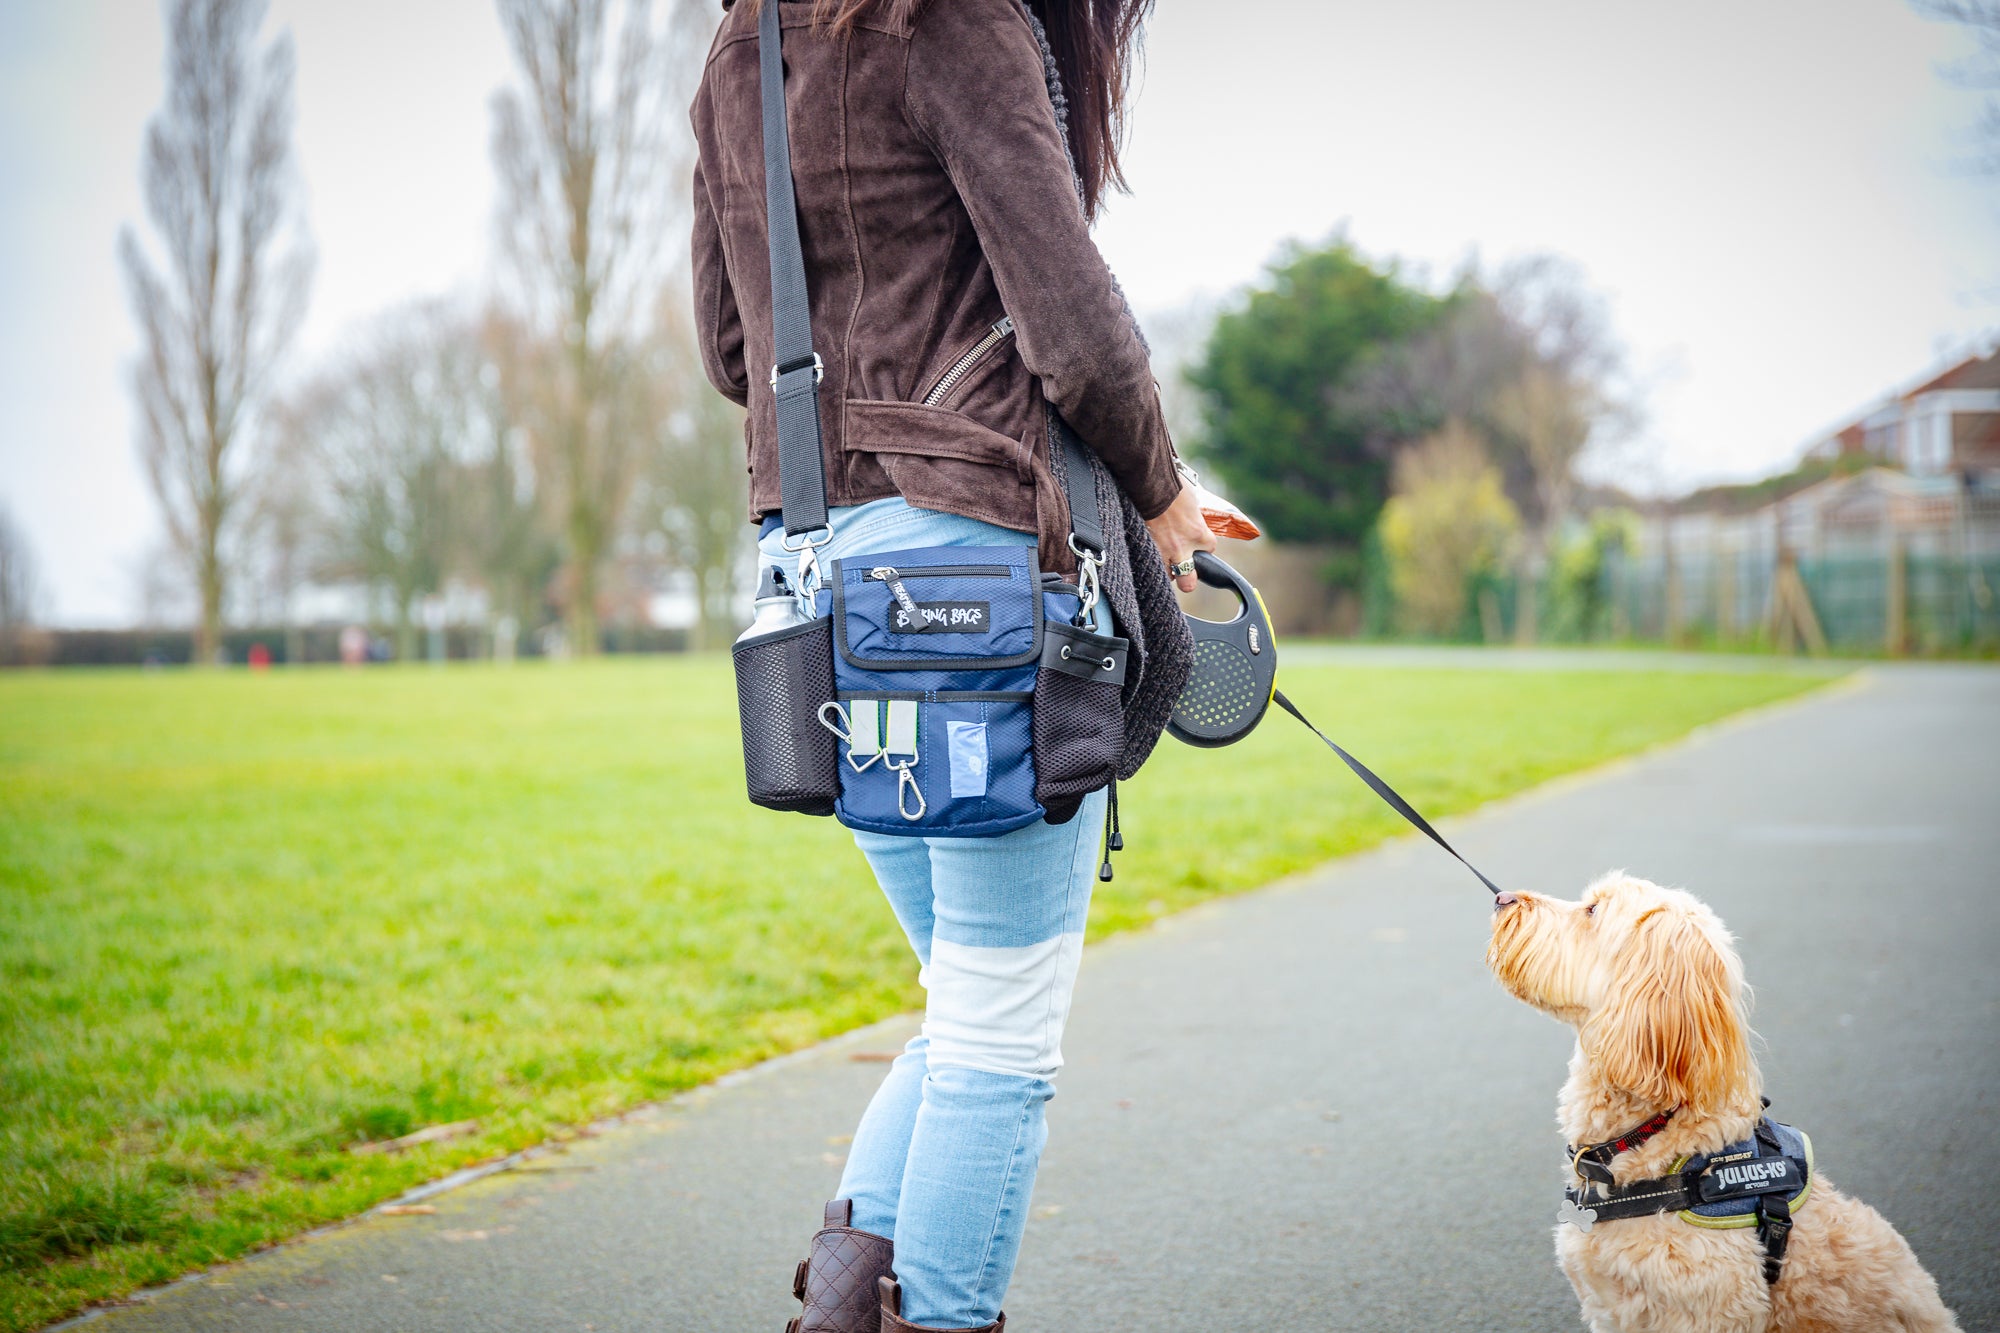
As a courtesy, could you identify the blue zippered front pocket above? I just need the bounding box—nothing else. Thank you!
[832,545,1042,686]
[826,545,1046,837]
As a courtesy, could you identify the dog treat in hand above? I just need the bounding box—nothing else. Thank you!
[1176,458,1261,541]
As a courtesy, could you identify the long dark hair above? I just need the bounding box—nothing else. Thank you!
[744,0,1152,220]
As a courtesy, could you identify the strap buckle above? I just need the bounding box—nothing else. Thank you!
[781,526,832,607]
[770,354,825,389]
[1756,1197,1794,1284]
[1570,1145,1617,1188]
[1067,534,1104,626]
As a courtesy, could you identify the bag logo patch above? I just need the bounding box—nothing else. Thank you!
[891,600,990,634]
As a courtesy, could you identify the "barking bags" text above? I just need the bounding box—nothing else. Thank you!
[891,601,990,634]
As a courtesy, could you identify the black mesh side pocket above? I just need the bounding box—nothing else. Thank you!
[732,615,839,816]
[1032,621,1128,820]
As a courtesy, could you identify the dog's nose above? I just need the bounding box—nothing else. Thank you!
[1493,892,1518,908]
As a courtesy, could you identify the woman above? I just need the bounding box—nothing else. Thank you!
[691,0,1212,1327]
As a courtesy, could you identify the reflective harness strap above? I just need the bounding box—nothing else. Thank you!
[1751,1118,1794,1285]
[1560,1114,1805,1285]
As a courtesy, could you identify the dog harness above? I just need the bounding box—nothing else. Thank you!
[1560,1104,1814,1285]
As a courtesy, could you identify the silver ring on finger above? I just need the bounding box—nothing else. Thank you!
[1168,558,1196,578]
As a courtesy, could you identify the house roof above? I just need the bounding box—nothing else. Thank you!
[1804,341,2000,453]
[1903,347,2000,396]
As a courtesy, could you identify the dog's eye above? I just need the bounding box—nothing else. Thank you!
[1584,902,1597,917]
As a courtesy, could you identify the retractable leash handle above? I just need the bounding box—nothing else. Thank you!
[1165,552,1279,748]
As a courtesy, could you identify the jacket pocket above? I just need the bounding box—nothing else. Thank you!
[921,318,1015,410]
[843,399,1022,469]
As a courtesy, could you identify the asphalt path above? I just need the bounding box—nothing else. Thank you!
[74,663,1999,1332]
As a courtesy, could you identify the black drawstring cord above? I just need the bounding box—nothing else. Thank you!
[1099,779,1120,882]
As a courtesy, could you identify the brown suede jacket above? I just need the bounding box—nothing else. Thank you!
[691,0,1181,574]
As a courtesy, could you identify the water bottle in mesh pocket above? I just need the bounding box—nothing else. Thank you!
[732,614,840,816]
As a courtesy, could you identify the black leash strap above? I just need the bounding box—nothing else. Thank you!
[1271,689,1503,897]
[757,0,830,539]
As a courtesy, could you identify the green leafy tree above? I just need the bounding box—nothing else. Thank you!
[1185,240,1445,580]
[1547,509,1636,641]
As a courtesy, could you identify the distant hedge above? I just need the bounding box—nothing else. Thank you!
[0,625,690,667]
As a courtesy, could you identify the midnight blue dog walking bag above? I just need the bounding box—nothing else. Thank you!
[729,0,1128,839]
[817,545,1116,836]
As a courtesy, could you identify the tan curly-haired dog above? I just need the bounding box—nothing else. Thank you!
[1487,872,1958,1333]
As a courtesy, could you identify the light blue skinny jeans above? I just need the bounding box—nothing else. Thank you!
[758,498,1107,1327]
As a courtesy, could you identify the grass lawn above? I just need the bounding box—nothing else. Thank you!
[0,657,1826,1330]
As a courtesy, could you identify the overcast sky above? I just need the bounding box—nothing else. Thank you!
[0,0,1993,625]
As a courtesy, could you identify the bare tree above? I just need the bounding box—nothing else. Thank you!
[1916,0,2000,174]
[1488,361,1592,643]
[288,306,480,661]
[0,503,41,635]
[634,289,750,649]
[242,444,318,662]
[120,0,312,666]
[489,0,708,655]
[1339,281,1531,451]
[1488,255,1633,643]
[469,312,563,645]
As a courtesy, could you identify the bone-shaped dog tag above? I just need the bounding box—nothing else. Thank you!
[1557,1197,1598,1233]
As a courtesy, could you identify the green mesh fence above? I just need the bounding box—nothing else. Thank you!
[1361,549,2000,655]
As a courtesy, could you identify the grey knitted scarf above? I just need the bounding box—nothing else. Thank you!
[1018,0,1191,779]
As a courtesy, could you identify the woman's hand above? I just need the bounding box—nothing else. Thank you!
[1144,484,1219,594]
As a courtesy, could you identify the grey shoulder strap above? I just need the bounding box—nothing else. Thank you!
[758,0,830,539]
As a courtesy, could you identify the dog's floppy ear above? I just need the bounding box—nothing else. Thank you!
[1584,906,1754,1114]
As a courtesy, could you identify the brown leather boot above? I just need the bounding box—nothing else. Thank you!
[785,1200,895,1333]
[876,1276,1006,1333]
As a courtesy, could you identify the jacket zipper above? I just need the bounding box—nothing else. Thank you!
[921,318,1015,408]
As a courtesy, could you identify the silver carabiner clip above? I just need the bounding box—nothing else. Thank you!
[782,527,832,614]
[891,759,926,822]
[1068,537,1103,627]
[819,700,885,773]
